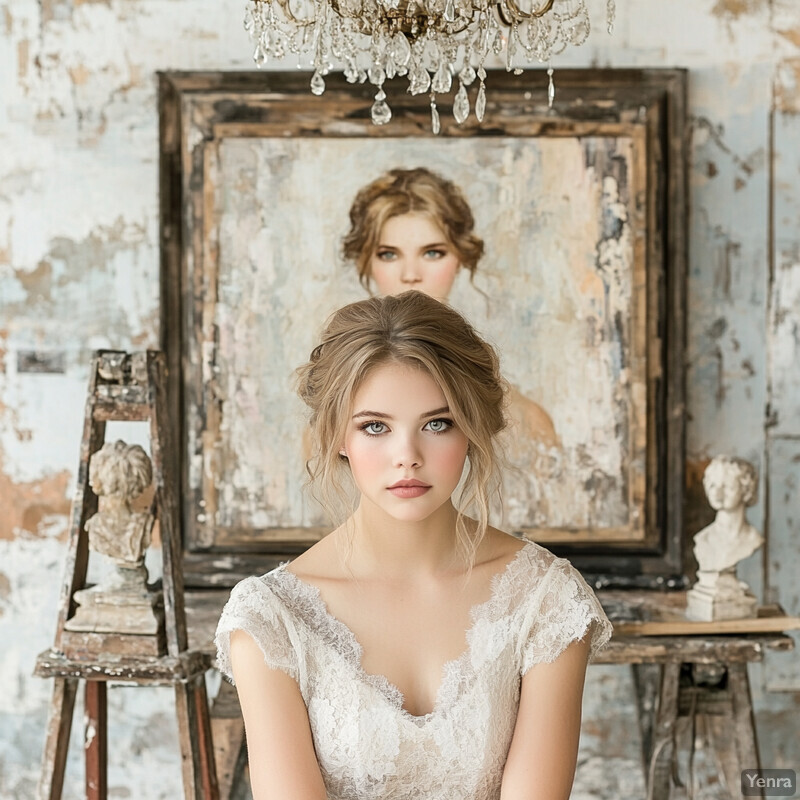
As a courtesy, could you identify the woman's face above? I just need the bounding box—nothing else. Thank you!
[369,213,461,301]
[343,361,469,525]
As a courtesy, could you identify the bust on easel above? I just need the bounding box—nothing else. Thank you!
[86,440,154,575]
[64,440,164,643]
[686,455,763,622]
[35,352,218,799]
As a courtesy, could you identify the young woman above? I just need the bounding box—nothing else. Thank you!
[216,291,611,800]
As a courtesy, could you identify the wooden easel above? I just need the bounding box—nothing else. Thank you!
[35,350,219,800]
[597,589,797,799]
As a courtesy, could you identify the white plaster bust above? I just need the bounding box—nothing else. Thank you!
[85,440,155,567]
[693,455,762,574]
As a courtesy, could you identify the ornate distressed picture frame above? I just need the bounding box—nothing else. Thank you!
[158,69,687,587]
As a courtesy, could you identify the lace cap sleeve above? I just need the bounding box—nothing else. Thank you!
[214,574,299,684]
[521,556,612,674]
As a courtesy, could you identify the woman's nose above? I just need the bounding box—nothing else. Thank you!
[400,259,423,284]
[393,434,423,468]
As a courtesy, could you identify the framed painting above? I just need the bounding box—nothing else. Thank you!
[158,68,688,588]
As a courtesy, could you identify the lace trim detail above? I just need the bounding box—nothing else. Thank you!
[272,545,533,721]
[519,552,612,673]
[214,541,612,800]
[272,566,407,712]
[214,576,300,683]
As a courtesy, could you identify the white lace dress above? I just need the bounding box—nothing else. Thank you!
[215,541,612,800]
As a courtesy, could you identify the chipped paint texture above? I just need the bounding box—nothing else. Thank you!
[763,58,800,693]
[1,0,799,797]
[211,136,639,536]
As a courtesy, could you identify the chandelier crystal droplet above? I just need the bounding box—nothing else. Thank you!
[244,0,616,129]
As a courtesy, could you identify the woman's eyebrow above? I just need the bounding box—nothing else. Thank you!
[352,406,450,420]
[421,406,450,418]
[376,241,448,248]
[352,410,392,420]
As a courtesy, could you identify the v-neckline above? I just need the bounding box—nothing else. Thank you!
[275,543,530,722]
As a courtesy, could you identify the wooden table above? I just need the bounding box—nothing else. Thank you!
[186,589,796,800]
[596,632,794,799]
[597,589,797,800]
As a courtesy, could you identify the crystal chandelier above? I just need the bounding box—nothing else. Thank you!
[244,0,615,131]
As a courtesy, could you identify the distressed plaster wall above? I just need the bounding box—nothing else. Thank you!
[1,0,798,797]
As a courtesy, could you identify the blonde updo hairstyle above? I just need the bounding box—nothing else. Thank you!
[342,167,485,293]
[296,291,506,566]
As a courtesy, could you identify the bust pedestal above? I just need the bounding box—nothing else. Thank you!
[686,570,758,622]
[64,567,164,635]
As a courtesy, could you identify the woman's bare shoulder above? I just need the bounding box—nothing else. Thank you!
[474,526,527,570]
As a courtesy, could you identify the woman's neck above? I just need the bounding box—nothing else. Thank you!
[346,499,462,579]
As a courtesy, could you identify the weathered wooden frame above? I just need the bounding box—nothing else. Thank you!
[158,68,687,588]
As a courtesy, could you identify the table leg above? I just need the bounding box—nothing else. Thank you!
[210,717,246,800]
[175,674,220,800]
[210,679,247,800]
[728,663,762,797]
[38,677,79,800]
[705,713,740,797]
[85,681,107,800]
[647,662,681,800]
[632,663,661,775]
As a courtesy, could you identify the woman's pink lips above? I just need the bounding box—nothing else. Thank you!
[387,480,431,498]
[388,485,431,498]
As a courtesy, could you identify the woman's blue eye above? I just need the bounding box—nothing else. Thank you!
[425,249,446,259]
[362,421,387,435]
[376,250,396,261]
[425,418,452,434]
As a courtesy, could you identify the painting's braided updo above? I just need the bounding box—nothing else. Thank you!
[296,290,506,565]
[342,167,485,292]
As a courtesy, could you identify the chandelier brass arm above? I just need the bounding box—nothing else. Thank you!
[503,0,554,20]
[244,0,615,129]
[272,0,315,27]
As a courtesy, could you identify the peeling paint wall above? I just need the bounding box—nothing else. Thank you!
[1,0,799,797]
[210,135,641,535]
